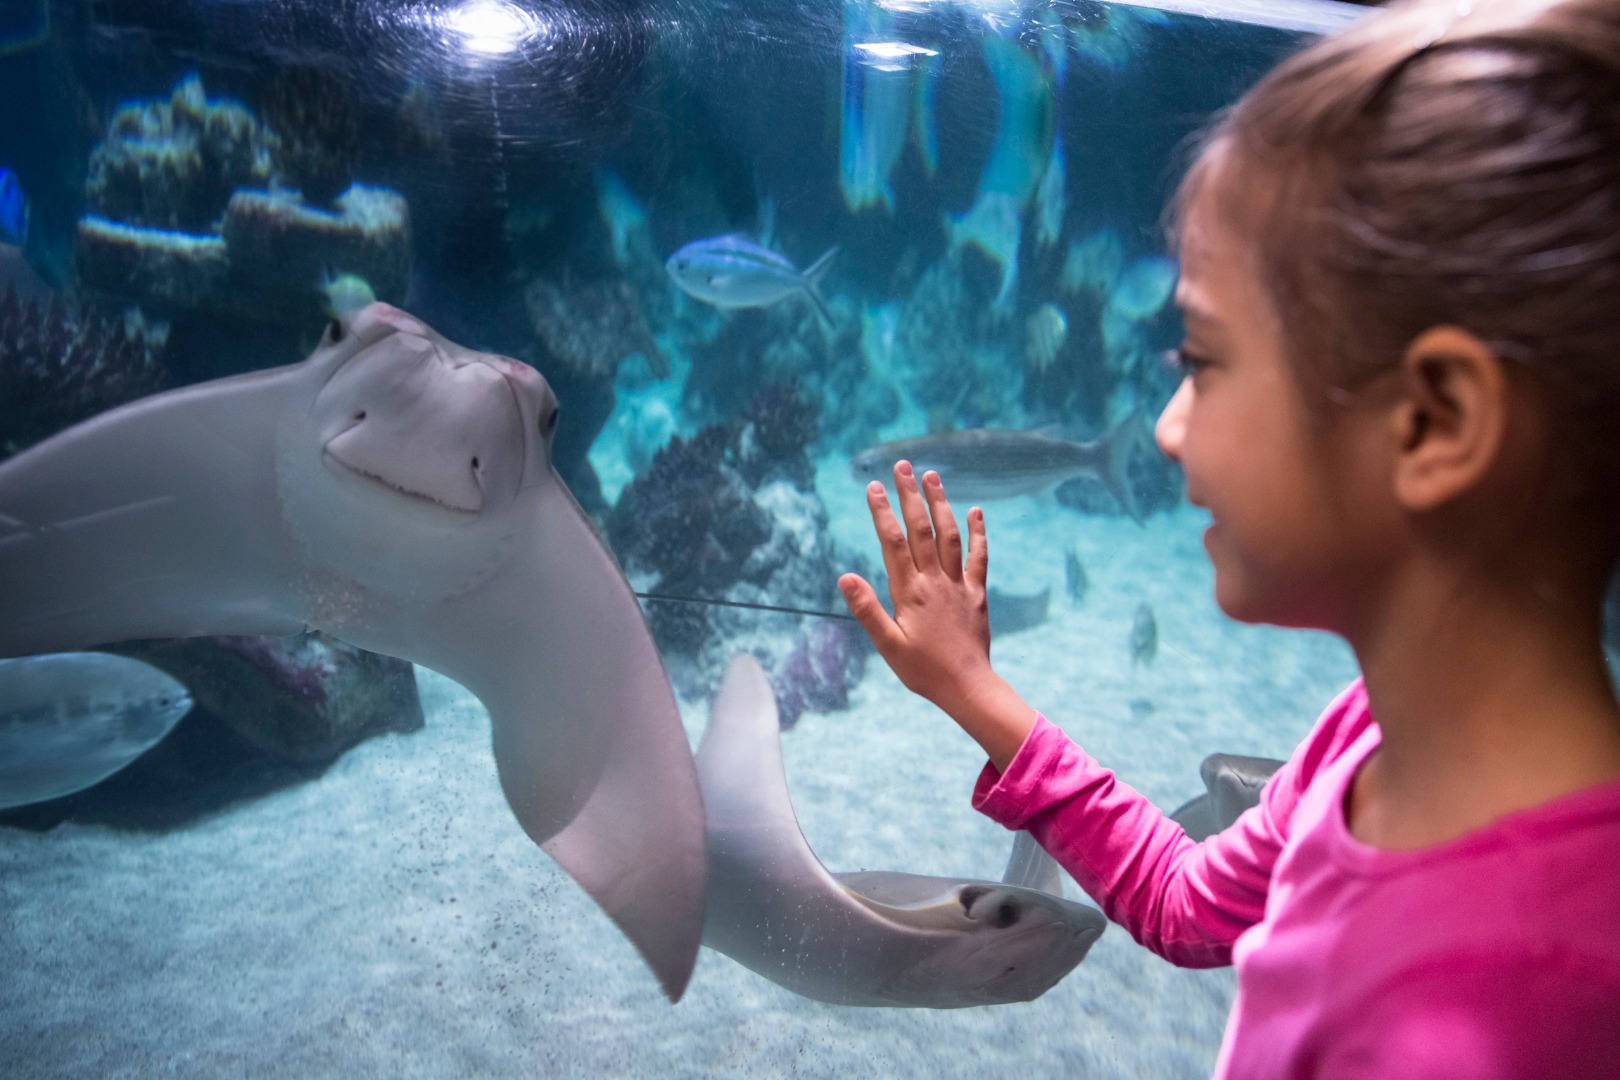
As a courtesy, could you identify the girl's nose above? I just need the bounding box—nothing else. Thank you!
[1155,377,1191,464]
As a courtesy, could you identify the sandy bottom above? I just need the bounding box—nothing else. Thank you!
[0,491,1357,1078]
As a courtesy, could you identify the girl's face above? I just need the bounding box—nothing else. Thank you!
[1154,193,1398,632]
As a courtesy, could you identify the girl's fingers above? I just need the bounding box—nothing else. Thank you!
[965,506,988,588]
[865,480,914,591]
[891,461,939,573]
[838,573,905,655]
[921,471,964,582]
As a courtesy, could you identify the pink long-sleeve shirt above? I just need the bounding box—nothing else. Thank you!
[973,680,1620,1078]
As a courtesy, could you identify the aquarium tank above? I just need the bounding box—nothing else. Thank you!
[0,0,1395,1074]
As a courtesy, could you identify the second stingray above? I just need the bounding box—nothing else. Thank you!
[698,655,1107,1007]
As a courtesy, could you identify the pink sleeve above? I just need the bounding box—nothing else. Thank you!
[1320,951,1620,1078]
[971,684,1367,968]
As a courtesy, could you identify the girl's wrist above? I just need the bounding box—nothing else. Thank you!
[935,672,1037,771]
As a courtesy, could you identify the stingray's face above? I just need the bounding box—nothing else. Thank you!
[280,302,562,601]
[884,884,1103,1007]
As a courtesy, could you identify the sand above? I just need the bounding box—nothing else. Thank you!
[0,487,1357,1079]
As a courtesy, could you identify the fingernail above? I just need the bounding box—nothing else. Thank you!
[898,461,913,479]
[868,481,885,498]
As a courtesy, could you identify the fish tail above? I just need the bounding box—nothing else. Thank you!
[802,247,838,329]
[1099,413,1147,525]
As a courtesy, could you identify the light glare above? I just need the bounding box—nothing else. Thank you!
[444,0,535,55]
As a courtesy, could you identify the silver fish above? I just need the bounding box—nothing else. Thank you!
[1064,546,1088,605]
[850,417,1142,522]
[666,235,837,326]
[0,652,192,810]
[1130,602,1158,667]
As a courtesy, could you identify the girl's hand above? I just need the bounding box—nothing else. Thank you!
[838,461,1035,768]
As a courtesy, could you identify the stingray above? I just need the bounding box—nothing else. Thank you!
[0,302,705,999]
[1170,753,1286,841]
[697,655,1107,1008]
[0,651,193,809]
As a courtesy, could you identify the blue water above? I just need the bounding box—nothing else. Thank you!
[0,0,1368,1075]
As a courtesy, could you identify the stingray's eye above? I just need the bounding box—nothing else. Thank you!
[540,403,560,437]
[958,885,991,915]
[994,900,1021,929]
[324,318,344,345]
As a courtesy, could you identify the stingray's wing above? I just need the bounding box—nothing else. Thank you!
[1203,753,1285,831]
[0,370,309,658]
[1172,753,1286,840]
[697,653,845,895]
[1170,793,1220,841]
[1001,830,1064,896]
[432,478,705,1002]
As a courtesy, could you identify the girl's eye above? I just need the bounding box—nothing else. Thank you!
[1164,347,1212,375]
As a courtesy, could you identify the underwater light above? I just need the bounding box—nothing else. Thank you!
[443,0,540,55]
[852,40,938,71]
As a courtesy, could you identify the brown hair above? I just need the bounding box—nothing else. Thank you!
[1178,0,1620,530]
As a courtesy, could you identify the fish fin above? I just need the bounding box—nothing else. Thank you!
[1169,792,1219,841]
[756,192,777,251]
[1001,830,1064,896]
[802,247,839,329]
[1099,412,1146,526]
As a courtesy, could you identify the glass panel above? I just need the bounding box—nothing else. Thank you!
[0,0,1361,1075]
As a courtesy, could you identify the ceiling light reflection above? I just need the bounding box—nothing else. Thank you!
[443,0,540,55]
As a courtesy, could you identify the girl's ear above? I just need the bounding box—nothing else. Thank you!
[1389,326,1511,513]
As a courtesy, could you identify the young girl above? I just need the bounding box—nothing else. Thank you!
[837,0,1620,1073]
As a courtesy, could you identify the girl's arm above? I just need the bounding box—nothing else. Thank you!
[838,462,1296,965]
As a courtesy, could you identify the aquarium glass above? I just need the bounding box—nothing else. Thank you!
[0,0,1369,1075]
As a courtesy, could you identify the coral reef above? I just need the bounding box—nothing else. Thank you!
[85,74,279,233]
[606,382,856,704]
[74,74,410,368]
[523,273,669,511]
[0,631,422,832]
[118,632,421,765]
[0,288,168,458]
[77,183,409,325]
[892,259,1019,426]
[773,621,868,730]
[258,65,362,208]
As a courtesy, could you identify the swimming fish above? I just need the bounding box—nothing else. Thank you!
[1064,546,1088,605]
[987,586,1050,636]
[1025,302,1068,372]
[0,652,193,810]
[1169,753,1285,841]
[0,167,28,247]
[666,235,837,327]
[698,654,1106,1007]
[850,417,1143,522]
[1130,601,1158,667]
[1108,255,1178,322]
[318,270,376,317]
[0,302,707,1001]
